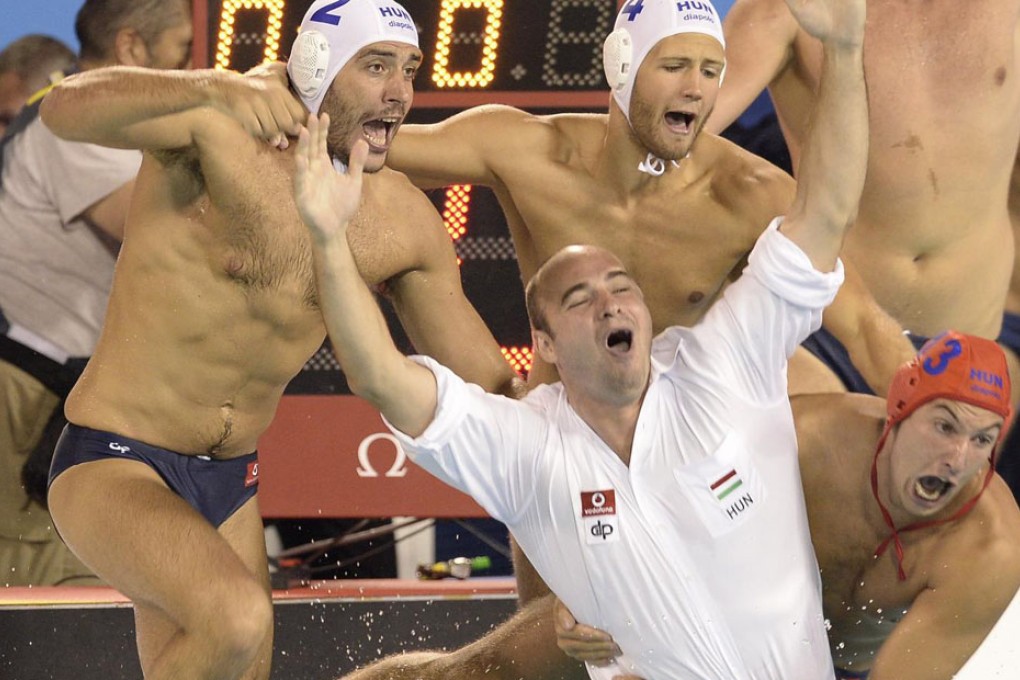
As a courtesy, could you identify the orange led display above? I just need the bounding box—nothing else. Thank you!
[500,346,533,376]
[432,0,504,89]
[442,184,472,241]
[214,0,285,71]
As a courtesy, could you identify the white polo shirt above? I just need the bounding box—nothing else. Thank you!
[0,114,140,357]
[388,220,842,680]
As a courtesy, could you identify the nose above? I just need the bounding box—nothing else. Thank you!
[942,437,974,475]
[597,290,621,318]
[681,72,704,101]
[384,72,413,107]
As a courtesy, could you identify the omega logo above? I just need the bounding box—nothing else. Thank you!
[356,433,408,478]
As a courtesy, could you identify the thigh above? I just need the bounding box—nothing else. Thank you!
[49,458,268,627]
[131,493,272,676]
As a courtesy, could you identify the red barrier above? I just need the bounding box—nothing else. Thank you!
[257,395,489,518]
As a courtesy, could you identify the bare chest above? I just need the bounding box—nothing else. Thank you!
[502,173,759,330]
[205,159,319,309]
[794,1,1020,130]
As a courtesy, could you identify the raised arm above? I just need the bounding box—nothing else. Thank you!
[706,0,800,135]
[381,187,526,399]
[294,113,438,437]
[40,63,306,151]
[820,264,918,396]
[776,0,866,271]
[388,104,534,189]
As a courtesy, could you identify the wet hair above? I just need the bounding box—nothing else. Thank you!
[0,35,75,91]
[75,0,189,62]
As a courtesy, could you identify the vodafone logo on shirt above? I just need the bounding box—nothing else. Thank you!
[581,490,617,517]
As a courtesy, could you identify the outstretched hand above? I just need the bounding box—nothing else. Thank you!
[784,0,865,46]
[293,113,369,245]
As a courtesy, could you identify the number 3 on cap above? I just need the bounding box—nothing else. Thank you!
[311,0,353,26]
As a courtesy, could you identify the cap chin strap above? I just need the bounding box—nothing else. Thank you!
[637,153,681,176]
[870,423,998,581]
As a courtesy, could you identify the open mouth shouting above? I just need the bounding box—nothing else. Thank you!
[362,116,401,152]
[665,110,696,135]
[912,475,955,505]
[606,328,634,356]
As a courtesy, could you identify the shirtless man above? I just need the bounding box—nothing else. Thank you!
[558,332,1020,680]
[710,0,1020,397]
[40,1,519,678]
[385,0,907,408]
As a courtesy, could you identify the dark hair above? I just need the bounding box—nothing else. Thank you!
[0,35,75,91]
[75,0,189,62]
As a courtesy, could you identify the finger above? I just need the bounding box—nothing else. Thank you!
[267,94,304,136]
[570,623,614,642]
[294,125,312,176]
[554,598,577,631]
[315,113,330,160]
[347,138,369,182]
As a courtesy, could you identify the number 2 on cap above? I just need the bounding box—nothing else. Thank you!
[311,0,353,26]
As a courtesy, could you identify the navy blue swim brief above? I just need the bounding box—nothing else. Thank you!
[802,327,928,395]
[49,423,259,527]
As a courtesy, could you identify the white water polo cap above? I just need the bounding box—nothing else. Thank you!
[603,0,726,125]
[288,0,420,115]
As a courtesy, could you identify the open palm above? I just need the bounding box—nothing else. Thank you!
[293,113,368,244]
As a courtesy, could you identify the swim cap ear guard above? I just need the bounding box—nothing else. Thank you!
[602,28,633,93]
[289,30,332,99]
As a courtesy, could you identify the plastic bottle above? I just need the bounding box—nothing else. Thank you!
[416,555,492,580]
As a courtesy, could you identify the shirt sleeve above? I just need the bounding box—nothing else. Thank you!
[673,217,844,402]
[382,356,545,524]
[38,122,141,228]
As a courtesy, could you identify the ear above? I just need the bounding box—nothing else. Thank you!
[533,329,557,365]
[113,27,149,66]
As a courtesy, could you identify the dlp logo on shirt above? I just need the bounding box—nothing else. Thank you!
[581,490,620,545]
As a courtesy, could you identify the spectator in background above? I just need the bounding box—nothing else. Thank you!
[0,0,193,587]
[0,35,75,138]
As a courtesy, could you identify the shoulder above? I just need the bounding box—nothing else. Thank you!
[458,105,604,158]
[924,487,1020,621]
[792,393,883,453]
[701,134,796,224]
[362,167,438,220]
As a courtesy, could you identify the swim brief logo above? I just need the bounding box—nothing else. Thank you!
[108,442,130,453]
[581,489,620,545]
[245,461,259,487]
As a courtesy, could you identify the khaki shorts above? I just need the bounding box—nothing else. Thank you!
[0,358,99,586]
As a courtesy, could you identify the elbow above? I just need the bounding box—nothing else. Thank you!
[39,88,82,142]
